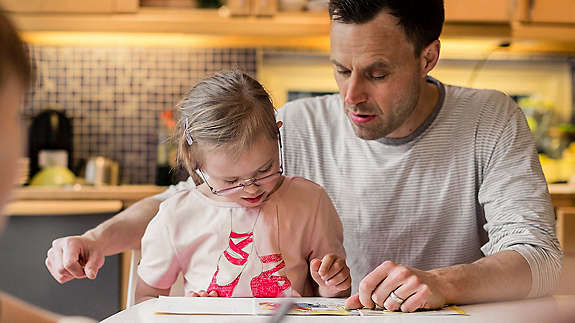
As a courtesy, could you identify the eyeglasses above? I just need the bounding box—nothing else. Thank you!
[199,136,284,196]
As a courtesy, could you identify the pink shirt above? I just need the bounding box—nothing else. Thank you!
[138,176,345,297]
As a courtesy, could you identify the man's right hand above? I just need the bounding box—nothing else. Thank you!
[45,236,105,283]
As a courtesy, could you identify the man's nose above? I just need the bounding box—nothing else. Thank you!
[345,74,368,106]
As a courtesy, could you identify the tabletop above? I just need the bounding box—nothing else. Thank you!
[101,295,575,323]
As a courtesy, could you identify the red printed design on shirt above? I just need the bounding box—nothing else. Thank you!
[250,253,291,297]
[207,231,253,297]
[206,230,291,297]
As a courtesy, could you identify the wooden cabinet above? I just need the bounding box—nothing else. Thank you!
[444,0,513,23]
[557,207,575,255]
[444,0,575,24]
[0,0,138,13]
[3,0,575,46]
[515,0,575,24]
[512,0,575,42]
[0,213,121,320]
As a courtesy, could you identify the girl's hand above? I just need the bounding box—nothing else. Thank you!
[310,254,351,297]
[188,290,219,297]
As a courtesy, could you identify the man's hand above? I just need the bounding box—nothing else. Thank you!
[45,235,105,283]
[310,254,351,297]
[345,261,446,312]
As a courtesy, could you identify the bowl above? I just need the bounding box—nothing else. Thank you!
[29,166,76,186]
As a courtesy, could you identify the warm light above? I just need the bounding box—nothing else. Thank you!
[21,32,330,49]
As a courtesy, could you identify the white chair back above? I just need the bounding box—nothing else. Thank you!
[126,249,185,308]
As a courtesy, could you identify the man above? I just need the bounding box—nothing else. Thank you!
[46,0,561,312]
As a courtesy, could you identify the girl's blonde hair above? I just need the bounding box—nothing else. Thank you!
[176,70,278,175]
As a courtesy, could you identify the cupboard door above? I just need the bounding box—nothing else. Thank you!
[516,0,575,24]
[0,213,121,320]
[444,0,513,23]
[557,207,575,255]
[0,0,138,13]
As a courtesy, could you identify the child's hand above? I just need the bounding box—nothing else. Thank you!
[310,254,351,297]
[188,290,219,297]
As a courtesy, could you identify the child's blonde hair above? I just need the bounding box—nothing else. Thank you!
[176,70,278,174]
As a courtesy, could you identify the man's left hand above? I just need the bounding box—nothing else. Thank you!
[345,260,447,312]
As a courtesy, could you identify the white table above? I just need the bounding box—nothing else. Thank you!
[101,296,575,323]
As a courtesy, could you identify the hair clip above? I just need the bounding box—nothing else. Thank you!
[184,117,194,146]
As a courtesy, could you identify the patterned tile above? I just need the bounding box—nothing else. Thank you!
[24,46,257,184]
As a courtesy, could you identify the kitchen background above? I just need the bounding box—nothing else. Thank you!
[25,46,257,184]
[2,0,575,320]
[3,0,575,186]
[21,47,575,185]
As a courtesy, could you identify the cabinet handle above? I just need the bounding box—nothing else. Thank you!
[527,0,535,21]
[509,0,517,22]
[511,0,535,22]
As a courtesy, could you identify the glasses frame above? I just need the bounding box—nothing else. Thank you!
[199,133,284,196]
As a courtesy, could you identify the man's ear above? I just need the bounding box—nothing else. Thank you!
[277,121,283,129]
[420,39,440,76]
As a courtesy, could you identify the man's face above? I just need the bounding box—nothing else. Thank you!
[330,11,425,140]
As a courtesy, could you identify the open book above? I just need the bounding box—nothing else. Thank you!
[155,296,466,316]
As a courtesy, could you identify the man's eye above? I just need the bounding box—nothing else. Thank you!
[225,180,238,185]
[336,69,351,76]
[371,74,387,80]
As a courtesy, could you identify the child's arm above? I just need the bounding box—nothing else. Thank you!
[310,254,351,297]
[135,275,170,304]
[305,184,350,297]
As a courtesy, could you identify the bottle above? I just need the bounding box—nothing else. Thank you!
[156,110,178,186]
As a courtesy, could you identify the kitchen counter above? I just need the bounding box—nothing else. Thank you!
[548,184,575,256]
[6,183,575,214]
[11,185,166,201]
[3,185,169,311]
[548,183,575,207]
[5,185,166,216]
[9,183,575,203]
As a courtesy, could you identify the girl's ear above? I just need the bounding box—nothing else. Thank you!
[277,121,283,129]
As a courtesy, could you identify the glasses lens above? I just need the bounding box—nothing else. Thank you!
[213,169,282,196]
[215,186,243,196]
[254,171,281,185]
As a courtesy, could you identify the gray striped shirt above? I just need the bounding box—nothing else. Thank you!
[276,77,562,297]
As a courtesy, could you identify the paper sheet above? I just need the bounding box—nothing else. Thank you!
[156,296,254,315]
[155,296,466,316]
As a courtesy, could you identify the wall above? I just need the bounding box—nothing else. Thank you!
[431,58,574,121]
[259,50,574,122]
[24,46,257,184]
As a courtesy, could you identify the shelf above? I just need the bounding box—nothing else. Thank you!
[12,185,165,201]
[4,200,123,215]
[7,8,514,38]
[10,8,331,36]
[9,8,575,52]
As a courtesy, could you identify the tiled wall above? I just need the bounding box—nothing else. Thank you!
[24,46,257,184]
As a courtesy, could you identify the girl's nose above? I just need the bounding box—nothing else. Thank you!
[242,183,259,194]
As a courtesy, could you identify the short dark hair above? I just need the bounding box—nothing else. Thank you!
[0,9,32,89]
[329,0,444,55]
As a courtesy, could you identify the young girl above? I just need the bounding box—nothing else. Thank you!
[135,71,350,302]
